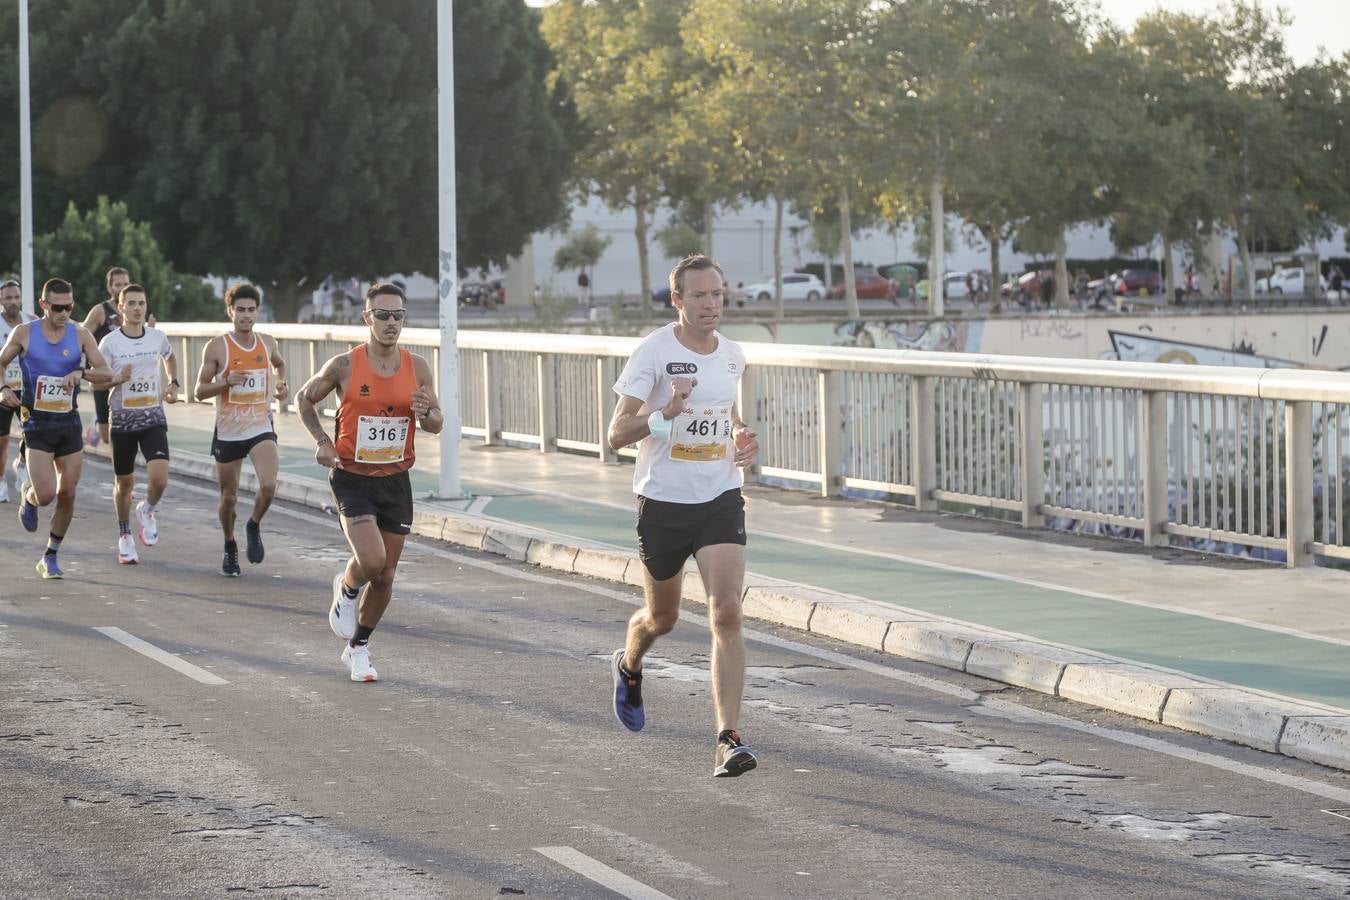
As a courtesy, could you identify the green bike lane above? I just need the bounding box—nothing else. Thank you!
[147,415,1350,712]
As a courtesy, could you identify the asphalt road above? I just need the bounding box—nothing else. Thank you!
[4,460,1350,899]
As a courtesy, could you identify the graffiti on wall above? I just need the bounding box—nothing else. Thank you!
[1106,330,1301,368]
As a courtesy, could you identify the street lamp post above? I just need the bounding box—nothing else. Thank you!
[435,0,462,500]
[18,0,34,315]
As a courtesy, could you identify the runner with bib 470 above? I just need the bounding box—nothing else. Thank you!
[606,254,762,778]
[194,283,288,576]
[0,279,36,504]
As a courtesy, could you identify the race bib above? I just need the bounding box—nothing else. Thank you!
[355,414,409,464]
[34,374,73,413]
[122,370,160,409]
[669,404,730,462]
[227,368,268,404]
[3,360,20,391]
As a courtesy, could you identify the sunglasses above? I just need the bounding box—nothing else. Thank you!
[369,309,405,322]
[45,302,74,313]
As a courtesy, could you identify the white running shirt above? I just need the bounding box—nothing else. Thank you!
[613,323,746,504]
[0,311,36,391]
[98,326,173,432]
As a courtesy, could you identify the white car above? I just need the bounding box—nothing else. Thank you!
[943,272,969,299]
[1258,267,1327,295]
[739,272,825,302]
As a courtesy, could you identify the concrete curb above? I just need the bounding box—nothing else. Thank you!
[103,445,1350,774]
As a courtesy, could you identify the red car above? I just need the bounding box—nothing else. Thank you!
[827,272,898,301]
[1115,268,1164,295]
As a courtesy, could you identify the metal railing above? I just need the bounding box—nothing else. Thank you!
[159,323,1350,568]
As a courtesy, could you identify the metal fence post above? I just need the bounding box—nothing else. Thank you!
[910,375,936,511]
[1142,390,1170,546]
[537,352,556,453]
[1019,382,1045,528]
[818,369,842,497]
[596,356,614,462]
[483,352,499,446]
[737,365,762,483]
[1285,400,1314,567]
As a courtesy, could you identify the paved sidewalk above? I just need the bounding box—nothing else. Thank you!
[70,400,1350,769]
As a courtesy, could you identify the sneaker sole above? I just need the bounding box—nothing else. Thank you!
[222,570,241,577]
[713,752,758,778]
[611,649,644,732]
[36,564,62,580]
[139,529,158,547]
[119,557,138,565]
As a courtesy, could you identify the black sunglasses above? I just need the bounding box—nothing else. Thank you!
[369,309,405,322]
[45,302,74,313]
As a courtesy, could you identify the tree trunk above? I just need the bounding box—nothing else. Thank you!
[703,201,714,258]
[267,279,309,324]
[635,200,652,314]
[987,224,1002,314]
[839,184,860,320]
[1236,224,1255,301]
[1162,227,1176,306]
[1053,229,1070,310]
[928,172,945,317]
[773,194,784,322]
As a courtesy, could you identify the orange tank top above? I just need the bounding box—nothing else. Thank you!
[215,332,273,441]
[335,345,417,476]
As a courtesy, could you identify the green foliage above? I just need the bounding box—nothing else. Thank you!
[33,197,217,321]
[0,0,578,320]
[552,223,611,273]
[654,221,704,259]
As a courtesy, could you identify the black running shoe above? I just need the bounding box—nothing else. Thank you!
[245,519,264,564]
[222,543,241,577]
[611,649,645,732]
[713,729,757,778]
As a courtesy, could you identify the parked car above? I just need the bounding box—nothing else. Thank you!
[943,272,969,300]
[458,279,503,307]
[827,271,898,301]
[1115,268,1164,296]
[1258,267,1327,295]
[740,272,826,302]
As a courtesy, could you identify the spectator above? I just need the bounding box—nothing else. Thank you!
[1330,265,1345,302]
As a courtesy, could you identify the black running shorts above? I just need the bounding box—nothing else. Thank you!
[636,488,746,582]
[211,429,277,464]
[22,422,82,458]
[112,424,170,476]
[329,467,413,535]
[0,405,13,435]
[93,388,110,425]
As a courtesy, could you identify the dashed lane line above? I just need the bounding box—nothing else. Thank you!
[93,626,229,686]
[534,846,676,900]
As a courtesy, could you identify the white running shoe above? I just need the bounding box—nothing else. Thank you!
[11,454,26,489]
[117,533,139,565]
[329,574,359,640]
[341,643,378,682]
[0,481,8,504]
[136,501,158,546]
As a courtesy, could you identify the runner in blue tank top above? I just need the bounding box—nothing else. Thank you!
[0,278,115,579]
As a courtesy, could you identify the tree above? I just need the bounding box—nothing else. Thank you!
[34,197,218,321]
[553,223,611,302]
[0,0,578,319]
[541,2,701,313]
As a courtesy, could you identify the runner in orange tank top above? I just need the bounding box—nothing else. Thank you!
[194,283,289,577]
[296,282,442,683]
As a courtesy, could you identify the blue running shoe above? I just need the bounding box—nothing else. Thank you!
[18,481,37,532]
[36,553,63,579]
[611,648,645,732]
[713,729,757,778]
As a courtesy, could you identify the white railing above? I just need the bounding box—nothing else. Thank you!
[160,323,1350,568]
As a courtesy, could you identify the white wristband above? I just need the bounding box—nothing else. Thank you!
[647,410,673,440]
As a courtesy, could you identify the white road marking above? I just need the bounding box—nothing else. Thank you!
[534,846,675,900]
[162,476,1350,803]
[93,626,228,685]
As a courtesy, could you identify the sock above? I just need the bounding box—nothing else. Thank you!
[619,655,640,678]
[247,518,259,530]
[45,532,63,557]
[341,579,360,600]
[225,539,238,551]
[350,623,374,647]
[141,500,156,514]
[118,520,130,536]
[718,729,739,743]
